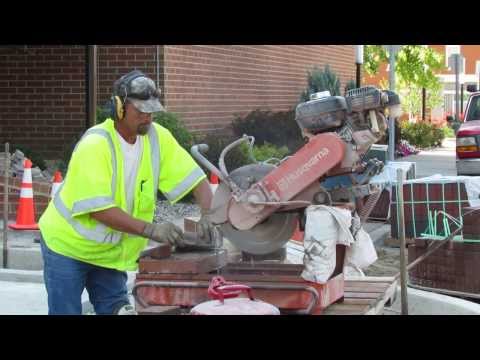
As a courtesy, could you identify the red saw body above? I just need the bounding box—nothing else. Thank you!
[227,133,345,231]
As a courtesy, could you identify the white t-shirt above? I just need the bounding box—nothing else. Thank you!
[116,131,143,214]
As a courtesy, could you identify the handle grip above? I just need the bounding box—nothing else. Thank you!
[207,276,254,304]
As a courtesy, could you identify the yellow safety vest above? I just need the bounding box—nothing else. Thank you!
[39,118,206,271]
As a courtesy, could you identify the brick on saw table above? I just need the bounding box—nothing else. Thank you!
[184,216,200,233]
[138,250,228,274]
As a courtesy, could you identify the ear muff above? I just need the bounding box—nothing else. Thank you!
[111,70,147,121]
[110,95,125,121]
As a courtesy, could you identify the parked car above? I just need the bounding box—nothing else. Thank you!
[455,86,480,175]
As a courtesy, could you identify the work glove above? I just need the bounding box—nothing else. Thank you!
[197,209,217,245]
[142,222,185,247]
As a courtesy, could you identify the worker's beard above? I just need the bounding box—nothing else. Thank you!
[137,123,151,135]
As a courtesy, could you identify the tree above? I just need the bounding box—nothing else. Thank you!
[364,45,445,120]
[300,65,341,102]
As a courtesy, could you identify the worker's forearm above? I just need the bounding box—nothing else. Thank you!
[192,179,213,210]
[90,207,148,236]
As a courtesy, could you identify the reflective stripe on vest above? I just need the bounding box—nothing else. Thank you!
[163,167,205,202]
[53,126,160,244]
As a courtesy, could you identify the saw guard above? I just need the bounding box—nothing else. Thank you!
[228,133,346,230]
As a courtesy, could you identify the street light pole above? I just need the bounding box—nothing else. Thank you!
[455,53,460,122]
[355,45,364,88]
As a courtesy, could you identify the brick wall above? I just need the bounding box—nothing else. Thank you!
[96,45,163,107]
[0,45,163,160]
[0,45,87,159]
[1,45,355,158]
[163,45,356,133]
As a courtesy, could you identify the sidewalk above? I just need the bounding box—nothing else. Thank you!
[396,138,456,177]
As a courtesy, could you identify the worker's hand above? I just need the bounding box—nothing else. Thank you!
[142,222,185,247]
[197,209,216,245]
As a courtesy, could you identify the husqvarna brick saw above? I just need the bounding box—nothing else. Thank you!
[191,86,401,256]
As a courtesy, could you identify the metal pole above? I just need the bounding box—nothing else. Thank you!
[88,45,98,126]
[356,64,361,88]
[355,45,364,89]
[3,143,9,268]
[156,45,161,90]
[397,168,408,315]
[455,54,460,122]
[422,87,426,121]
[388,46,398,162]
[461,83,464,117]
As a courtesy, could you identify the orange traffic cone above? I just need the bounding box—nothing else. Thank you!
[50,171,63,199]
[210,173,219,194]
[9,159,39,230]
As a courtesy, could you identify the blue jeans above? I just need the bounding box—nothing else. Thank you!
[40,236,130,315]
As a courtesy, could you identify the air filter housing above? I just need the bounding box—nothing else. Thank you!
[295,94,347,134]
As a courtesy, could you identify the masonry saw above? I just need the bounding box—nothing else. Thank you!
[191,86,401,256]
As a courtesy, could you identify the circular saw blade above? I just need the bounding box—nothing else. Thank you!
[220,212,298,255]
[213,163,299,255]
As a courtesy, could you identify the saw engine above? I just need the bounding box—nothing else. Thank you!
[191,86,401,257]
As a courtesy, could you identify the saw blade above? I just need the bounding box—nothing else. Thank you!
[220,212,298,255]
[213,163,298,255]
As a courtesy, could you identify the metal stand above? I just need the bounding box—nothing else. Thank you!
[396,169,408,315]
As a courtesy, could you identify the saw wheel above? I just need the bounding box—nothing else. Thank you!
[213,163,299,255]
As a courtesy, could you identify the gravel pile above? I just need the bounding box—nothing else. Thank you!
[154,200,201,223]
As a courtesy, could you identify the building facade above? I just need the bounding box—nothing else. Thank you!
[0,45,356,159]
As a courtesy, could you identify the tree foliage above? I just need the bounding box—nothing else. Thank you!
[364,45,445,119]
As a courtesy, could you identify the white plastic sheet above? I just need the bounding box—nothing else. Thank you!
[300,205,378,284]
[301,206,353,284]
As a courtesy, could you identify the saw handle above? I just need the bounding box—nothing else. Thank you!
[207,276,254,304]
[190,144,225,183]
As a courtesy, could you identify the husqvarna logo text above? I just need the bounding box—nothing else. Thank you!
[276,148,330,192]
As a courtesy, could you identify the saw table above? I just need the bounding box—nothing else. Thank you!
[133,242,346,315]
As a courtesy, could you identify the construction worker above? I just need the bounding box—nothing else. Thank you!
[38,70,215,315]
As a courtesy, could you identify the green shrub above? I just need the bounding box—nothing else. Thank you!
[443,126,455,138]
[400,121,445,148]
[240,142,290,163]
[344,79,357,94]
[153,111,195,151]
[300,65,341,102]
[11,145,47,170]
[96,105,111,124]
[231,109,303,153]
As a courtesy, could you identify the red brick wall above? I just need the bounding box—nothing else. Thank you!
[96,45,163,107]
[0,45,87,159]
[1,45,355,158]
[163,45,356,133]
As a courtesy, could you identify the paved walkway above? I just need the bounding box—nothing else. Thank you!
[396,138,456,178]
